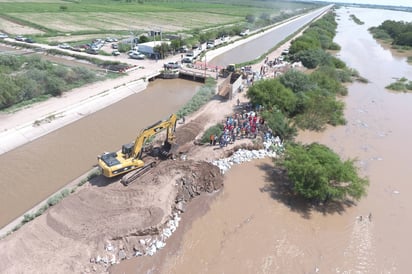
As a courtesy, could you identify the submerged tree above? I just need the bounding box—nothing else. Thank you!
[281,143,368,203]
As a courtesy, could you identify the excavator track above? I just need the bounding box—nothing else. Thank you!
[121,162,156,186]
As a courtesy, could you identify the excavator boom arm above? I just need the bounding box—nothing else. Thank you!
[132,114,177,158]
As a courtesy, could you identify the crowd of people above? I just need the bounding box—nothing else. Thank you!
[209,103,275,149]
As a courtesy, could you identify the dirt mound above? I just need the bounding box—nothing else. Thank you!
[175,121,204,145]
[0,157,223,274]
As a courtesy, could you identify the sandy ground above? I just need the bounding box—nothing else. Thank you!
[0,17,306,273]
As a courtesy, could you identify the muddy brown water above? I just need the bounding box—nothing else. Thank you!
[0,79,199,228]
[114,7,412,274]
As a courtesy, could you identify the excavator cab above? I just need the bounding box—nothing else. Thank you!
[122,143,134,158]
[227,64,236,72]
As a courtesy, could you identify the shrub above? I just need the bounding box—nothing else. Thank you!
[201,124,224,144]
[22,213,35,224]
[34,204,50,217]
[47,189,70,206]
[282,143,369,202]
[177,77,216,118]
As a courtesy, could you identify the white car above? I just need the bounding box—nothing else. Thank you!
[129,52,145,60]
[58,43,71,49]
[0,33,8,39]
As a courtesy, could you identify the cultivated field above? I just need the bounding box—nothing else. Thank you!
[0,0,316,44]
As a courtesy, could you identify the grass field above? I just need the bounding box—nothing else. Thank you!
[0,0,317,43]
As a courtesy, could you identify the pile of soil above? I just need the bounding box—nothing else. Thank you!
[0,113,226,274]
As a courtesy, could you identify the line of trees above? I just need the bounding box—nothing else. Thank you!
[369,20,412,47]
[247,11,368,204]
[0,55,98,110]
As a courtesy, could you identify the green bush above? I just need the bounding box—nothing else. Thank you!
[201,124,224,144]
[282,143,369,202]
[386,77,412,92]
[0,55,101,110]
[261,110,297,141]
[22,213,35,224]
[47,189,70,207]
[34,204,50,217]
[177,77,216,118]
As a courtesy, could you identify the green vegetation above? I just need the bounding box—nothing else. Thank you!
[386,77,412,92]
[176,77,216,118]
[369,20,412,47]
[247,11,351,139]
[245,10,369,205]
[201,124,224,144]
[281,143,368,202]
[349,14,364,25]
[0,54,101,111]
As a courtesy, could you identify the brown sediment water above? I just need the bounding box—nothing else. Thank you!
[0,79,200,228]
[116,7,412,274]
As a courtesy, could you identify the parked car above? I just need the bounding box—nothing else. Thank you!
[111,43,118,49]
[15,35,25,41]
[181,56,193,63]
[58,43,71,49]
[0,33,8,39]
[129,52,145,60]
[24,38,35,43]
[164,62,180,69]
[239,29,250,36]
[86,48,99,55]
[112,50,120,56]
[71,47,82,52]
[178,46,188,53]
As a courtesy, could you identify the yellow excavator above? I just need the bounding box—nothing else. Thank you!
[98,114,177,184]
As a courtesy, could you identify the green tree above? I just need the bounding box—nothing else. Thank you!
[46,76,65,96]
[170,38,182,52]
[395,31,412,46]
[261,110,297,141]
[294,91,346,130]
[310,66,347,96]
[138,35,149,43]
[282,143,368,202]
[279,69,315,94]
[246,78,297,116]
[289,35,320,54]
[154,42,170,59]
[0,75,19,109]
[295,48,328,69]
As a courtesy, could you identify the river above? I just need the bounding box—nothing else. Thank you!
[2,5,412,273]
[124,7,412,274]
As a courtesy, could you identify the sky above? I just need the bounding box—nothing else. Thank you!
[316,0,412,8]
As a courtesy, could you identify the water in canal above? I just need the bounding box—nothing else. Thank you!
[0,79,199,228]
